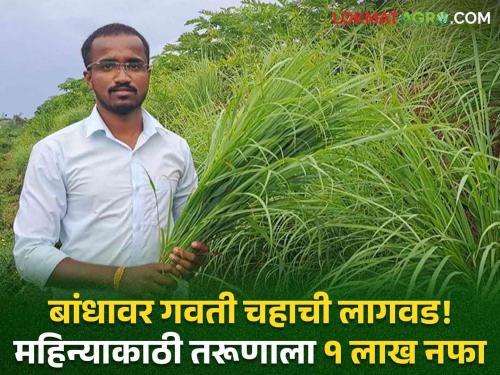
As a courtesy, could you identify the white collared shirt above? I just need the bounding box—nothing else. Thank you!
[13,106,197,288]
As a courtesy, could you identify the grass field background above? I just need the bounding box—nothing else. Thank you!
[0,0,498,300]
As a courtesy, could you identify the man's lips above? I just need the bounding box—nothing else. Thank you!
[109,87,136,94]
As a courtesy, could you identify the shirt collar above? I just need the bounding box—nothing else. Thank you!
[141,109,163,138]
[85,105,163,139]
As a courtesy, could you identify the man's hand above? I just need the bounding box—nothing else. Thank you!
[46,258,182,297]
[119,263,180,297]
[169,241,209,280]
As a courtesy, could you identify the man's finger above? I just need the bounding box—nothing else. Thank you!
[191,241,208,252]
[170,252,198,271]
[156,263,181,277]
[190,242,209,267]
[173,247,198,263]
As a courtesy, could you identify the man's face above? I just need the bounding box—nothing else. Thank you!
[83,34,150,115]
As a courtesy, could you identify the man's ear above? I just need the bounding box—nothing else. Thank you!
[83,71,93,89]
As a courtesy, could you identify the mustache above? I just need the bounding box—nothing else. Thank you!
[109,85,137,93]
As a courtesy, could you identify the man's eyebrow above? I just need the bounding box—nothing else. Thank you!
[126,57,146,63]
[96,58,146,63]
[97,58,118,63]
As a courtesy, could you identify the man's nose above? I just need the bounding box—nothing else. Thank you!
[113,65,132,82]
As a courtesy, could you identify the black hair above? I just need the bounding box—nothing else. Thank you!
[81,23,150,67]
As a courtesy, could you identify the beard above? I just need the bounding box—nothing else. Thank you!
[95,89,147,115]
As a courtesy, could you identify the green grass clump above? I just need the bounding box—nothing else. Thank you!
[166,25,499,299]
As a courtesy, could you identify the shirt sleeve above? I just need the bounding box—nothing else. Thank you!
[13,141,69,288]
[172,141,198,222]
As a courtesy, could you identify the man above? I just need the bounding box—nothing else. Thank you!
[13,23,207,297]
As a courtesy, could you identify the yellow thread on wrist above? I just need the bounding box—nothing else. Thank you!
[113,266,126,291]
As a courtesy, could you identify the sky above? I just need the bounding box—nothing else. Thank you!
[0,0,251,118]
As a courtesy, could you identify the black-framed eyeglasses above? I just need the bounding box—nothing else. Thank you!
[86,61,150,73]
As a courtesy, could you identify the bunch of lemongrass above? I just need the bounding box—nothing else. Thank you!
[160,51,385,261]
